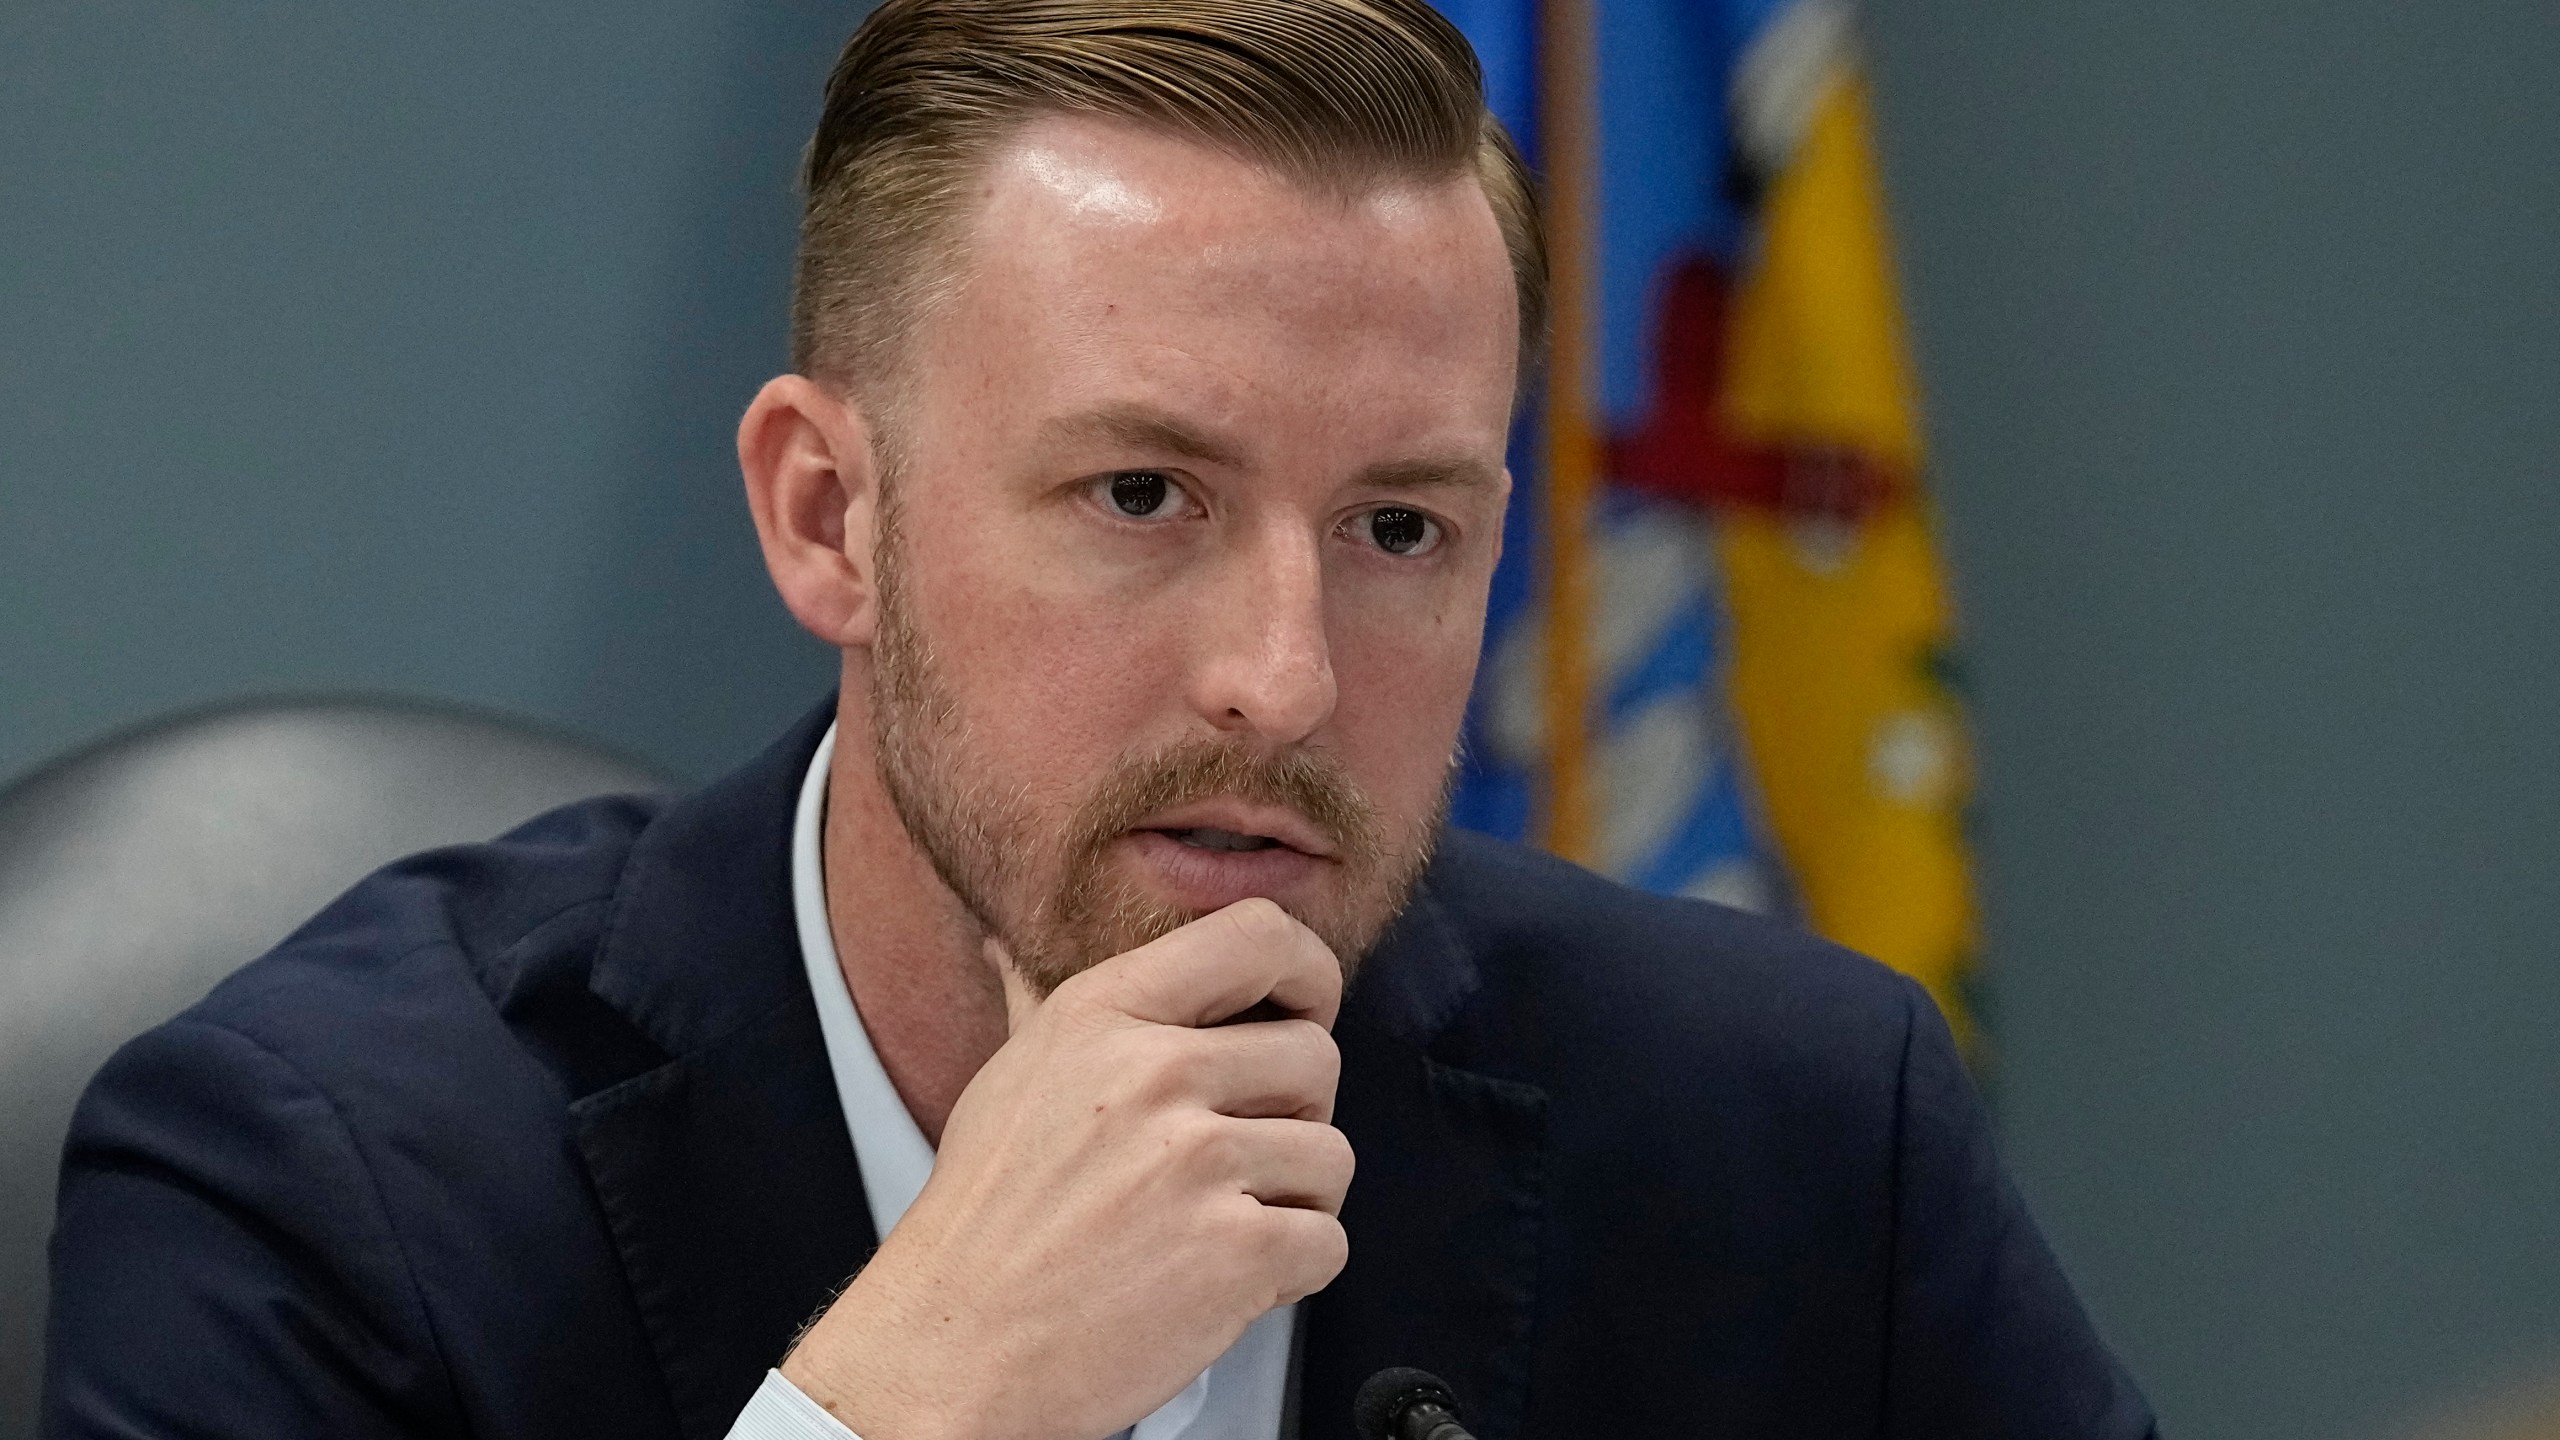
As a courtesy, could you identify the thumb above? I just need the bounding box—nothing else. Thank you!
[985,937,1041,1036]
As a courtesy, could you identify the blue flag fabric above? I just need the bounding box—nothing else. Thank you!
[1443,0,1789,914]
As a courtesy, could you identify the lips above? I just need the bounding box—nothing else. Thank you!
[1118,810,1334,916]
[1160,826,1284,853]
[1133,802,1335,859]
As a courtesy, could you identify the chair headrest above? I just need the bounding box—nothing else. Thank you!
[0,695,671,1422]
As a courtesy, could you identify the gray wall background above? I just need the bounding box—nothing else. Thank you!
[4,2,2556,1438]
[1864,1,2560,1436]
[0,0,849,790]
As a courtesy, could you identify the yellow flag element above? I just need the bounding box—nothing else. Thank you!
[1717,511,1978,1046]
[1724,76,1925,474]
[1714,67,1980,1046]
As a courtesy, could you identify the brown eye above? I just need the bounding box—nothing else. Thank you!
[1367,506,1435,555]
[1109,471,1171,516]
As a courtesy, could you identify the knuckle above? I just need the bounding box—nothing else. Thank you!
[1160,1108,1226,1166]
[1214,1192,1270,1251]
[1318,1125,1356,1185]
[1271,1216,1350,1303]
[1227,896,1290,945]
[1126,1029,1199,1102]
[1245,1206,1292,1262]
[1047,965,1117,1021]
[1289,1019,1341,1070]
[1198,1118,1245,1175]
[1314,1215,1350,1269]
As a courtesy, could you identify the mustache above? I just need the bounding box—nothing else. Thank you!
[1064,739,1382,864]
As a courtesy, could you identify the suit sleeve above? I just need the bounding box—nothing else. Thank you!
[45,1017,461,1438]
[1880,980,2160,1439]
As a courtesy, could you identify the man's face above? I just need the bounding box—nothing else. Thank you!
[866,115,1519,996]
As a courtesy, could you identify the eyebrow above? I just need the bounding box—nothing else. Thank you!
[1040,403,1502,495]
[1040,405,1250,470]
[1353,455,1504,495]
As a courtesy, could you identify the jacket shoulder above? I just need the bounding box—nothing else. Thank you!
[53,791,684,1438]
[1420,827,1929,1102]
[167,790,671,1113]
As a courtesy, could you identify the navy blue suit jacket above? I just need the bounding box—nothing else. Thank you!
[46,705,2156,1438]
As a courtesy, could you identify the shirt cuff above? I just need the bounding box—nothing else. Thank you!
[726,1369,860,1440]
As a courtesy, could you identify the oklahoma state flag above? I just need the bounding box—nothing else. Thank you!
[1443,0,1982,1047]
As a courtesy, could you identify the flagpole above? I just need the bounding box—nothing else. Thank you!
[1537,0,1601,865]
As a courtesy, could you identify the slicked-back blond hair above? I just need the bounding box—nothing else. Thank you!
[792,0,1546,400]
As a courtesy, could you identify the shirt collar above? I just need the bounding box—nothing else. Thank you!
[791,722,936,1243]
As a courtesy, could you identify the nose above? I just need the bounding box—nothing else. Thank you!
[1189,522,1337,746]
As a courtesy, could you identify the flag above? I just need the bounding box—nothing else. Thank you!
[1443,0,1982,1046]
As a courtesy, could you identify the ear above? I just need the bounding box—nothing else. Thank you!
[739,374,885,648]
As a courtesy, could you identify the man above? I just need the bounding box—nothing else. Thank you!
[45,2,2157,1437]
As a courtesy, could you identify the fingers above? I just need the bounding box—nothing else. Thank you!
[1251,1202,1351,1306]
[1209,1116,1356,1214]
[1149,1018,1340,1122]
[1084,898,1344,1031]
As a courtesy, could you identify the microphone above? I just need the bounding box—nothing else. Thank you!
[1353,1367,1477,1440]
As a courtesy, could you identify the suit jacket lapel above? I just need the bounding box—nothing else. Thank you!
[568,704,878,1440]
[1303,887,1551,1440]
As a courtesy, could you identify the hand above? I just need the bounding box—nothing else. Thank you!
[779,898,1353,1440]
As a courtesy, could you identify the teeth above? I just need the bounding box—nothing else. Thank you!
[1174,827,1277,852]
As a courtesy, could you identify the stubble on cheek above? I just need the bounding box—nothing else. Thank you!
[864,487,1455,999]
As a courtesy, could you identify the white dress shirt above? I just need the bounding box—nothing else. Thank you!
[724,723,1297,1440]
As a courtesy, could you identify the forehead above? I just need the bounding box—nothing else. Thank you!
[910,113,1519,444]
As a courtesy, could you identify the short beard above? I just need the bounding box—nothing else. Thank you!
[865,481,1448,999]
